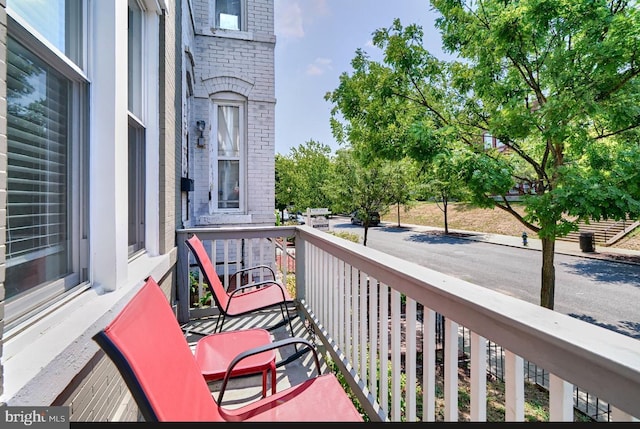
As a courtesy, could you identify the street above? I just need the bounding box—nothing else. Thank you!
[330,216,640,339]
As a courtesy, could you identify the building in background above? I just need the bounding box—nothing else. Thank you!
[0,0,275,421]
[181,0,276,228]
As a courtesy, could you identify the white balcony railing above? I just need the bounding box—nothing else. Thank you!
[176,226,640,422]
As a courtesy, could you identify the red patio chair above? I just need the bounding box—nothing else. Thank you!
[185,234,296,335]
[93,276,363,422]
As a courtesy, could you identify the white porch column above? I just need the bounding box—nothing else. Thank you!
[89,0,128,291]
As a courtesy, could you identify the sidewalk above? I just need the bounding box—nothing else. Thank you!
[396,223,640,266]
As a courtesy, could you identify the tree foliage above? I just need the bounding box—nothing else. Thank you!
[275,140,334,213]
[325,149,397,246]
[327,0,640,309]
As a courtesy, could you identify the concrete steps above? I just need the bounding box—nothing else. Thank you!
[561,217,639,246]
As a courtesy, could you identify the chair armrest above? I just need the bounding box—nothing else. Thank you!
[228,280,289,301]
[229,265,276,285]
[217,337,320,405]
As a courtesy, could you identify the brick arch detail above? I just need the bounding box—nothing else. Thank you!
[202,76,255,99]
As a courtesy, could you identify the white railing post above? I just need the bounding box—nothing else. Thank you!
[406,298,417,421]
[505,351,525,421]
[359,271,367,383]
[369,277,378,399]
[422,308,436,421]
[391,289,402,421]
[549,373,573,421]
[470,332,487,421]
[351,266,359,373]
[294,231,306,302]
[444,318,459,421]
[380,282,390,416]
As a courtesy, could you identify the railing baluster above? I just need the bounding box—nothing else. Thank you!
[549,373,573,421]
[422,308,436,421]
[222,240,229,289]
[235,240,241,289]
[318,250,331,326]
[444,318,459,421]
[344,263,352,360]
[247,238,254,277]
[338,259,345,351]
[333,255,339,345]
[360,271,367,383]
[326,253,333,337]
[406,298,417,421]
[351,266,359,377]
[391,289,402,421]
[505,350,525,421]
[470,332,487,421]
[380,282,390,417]
[369,276,379,400]
[307,244,313,308]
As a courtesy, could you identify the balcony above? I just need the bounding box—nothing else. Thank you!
[176,225,640,422]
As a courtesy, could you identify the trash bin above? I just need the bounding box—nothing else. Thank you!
[579,232,595,252]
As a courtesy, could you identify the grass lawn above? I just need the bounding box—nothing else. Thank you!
[382,201,640,251]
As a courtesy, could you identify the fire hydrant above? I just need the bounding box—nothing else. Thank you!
[522,231,528,246]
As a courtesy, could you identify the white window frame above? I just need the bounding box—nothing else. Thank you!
[209,94,246,214]
[4,7,89,331]
[127,0,146,258]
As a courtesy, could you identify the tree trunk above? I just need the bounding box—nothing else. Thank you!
[540,237,556,310]
[363,224,369,246]
[397,203,401,227]
[443,196,449,234]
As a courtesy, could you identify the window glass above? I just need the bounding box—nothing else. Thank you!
[8,0,83,66]
[215,0,241,30]
[128,0,145,255]
[218,160,240,209]
[128,123,146,255]
[217,106,239,157]
[5,37,72,299]
[213,101,243,212]
[128,0,143,117]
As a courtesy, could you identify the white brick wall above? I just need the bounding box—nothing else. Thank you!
[187,0,276,227]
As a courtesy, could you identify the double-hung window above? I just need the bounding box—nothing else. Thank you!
[5,0,87,326]
[128,0,145,256]
[211,96,245,212]
[214,0,243,31]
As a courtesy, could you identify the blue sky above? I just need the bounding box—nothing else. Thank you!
[273,0,448,155]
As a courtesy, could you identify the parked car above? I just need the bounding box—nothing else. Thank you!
[350,210,380,226]
[296,212,306,225]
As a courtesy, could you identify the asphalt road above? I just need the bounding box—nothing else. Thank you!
[330,217,640,339]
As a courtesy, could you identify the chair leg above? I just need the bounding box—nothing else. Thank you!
[270,361,277,394]
[279,303,298,352]
[215,313,226,333]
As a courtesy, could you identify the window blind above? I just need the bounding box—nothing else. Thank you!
[6,37,70,290]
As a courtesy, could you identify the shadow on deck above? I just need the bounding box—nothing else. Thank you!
[180,306,330,409]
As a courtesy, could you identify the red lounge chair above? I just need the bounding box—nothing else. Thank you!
[185,234,296,335]
[93,277,363,422]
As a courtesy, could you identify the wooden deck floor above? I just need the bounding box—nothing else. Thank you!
[181,305,330,409]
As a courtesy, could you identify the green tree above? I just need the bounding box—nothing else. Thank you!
[275,140,334,214]
[328,149,396,246]
[386,158,419,227]
[275,154,296,212]
[327,1,640,309]
[418,151,471,234]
